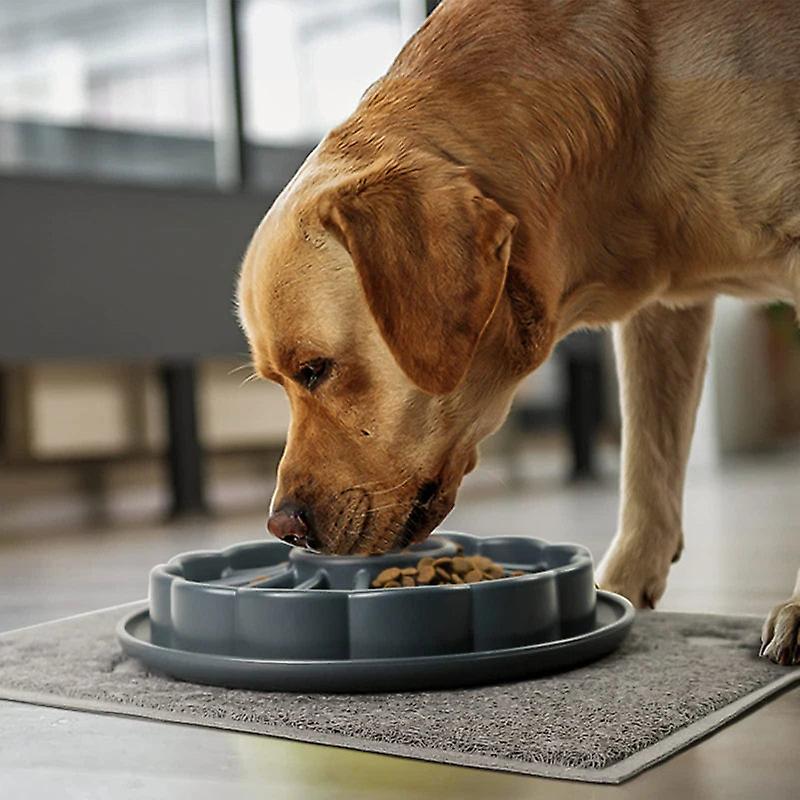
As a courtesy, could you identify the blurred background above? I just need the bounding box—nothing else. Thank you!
[1,0,798,633]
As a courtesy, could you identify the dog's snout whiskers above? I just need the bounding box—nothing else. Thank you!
[329,487,371,555]
[329,479,439,555]
[392,480,440,551]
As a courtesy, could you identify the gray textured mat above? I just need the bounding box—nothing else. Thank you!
[0,603,797,784]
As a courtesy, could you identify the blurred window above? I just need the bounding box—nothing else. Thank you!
[240,0,425,144]
[0,0,429,189]
[239,0,426,190]
[0,0,215,185]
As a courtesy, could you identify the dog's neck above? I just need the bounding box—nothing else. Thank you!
[319,0,661,375]
[386,0,653,364]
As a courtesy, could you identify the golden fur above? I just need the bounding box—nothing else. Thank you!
[238,0,800,663]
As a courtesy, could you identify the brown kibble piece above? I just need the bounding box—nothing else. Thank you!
[451,556,471,575]
[417,565,436,584]
[464,569,483,583]
[486,565,505,579]
[433,557,453,568]
[451,573,464,584]
[383,580,401,588]
[400,566,418,576]
[401,575,415,587]
[471,555,494,571]
[417,557,434,569]
[435,566,451,582]
[375,567,402,585]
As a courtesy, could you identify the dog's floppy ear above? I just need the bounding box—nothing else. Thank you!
[318,157,517,394]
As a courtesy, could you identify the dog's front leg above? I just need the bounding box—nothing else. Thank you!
[596,300,714,608]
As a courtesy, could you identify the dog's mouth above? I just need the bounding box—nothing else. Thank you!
[393,480,441,551]
[308,479,449,556]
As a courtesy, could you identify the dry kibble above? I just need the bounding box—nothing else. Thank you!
[485,564,505,579]
[375,567,402,585]
[417,565,436,584]
[435,566,451,582]
[451,556,471,575]
[371,551,528,589]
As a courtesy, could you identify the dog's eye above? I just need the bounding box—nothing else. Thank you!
[293,358,332,391]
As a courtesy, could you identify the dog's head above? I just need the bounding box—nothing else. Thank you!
[238,146,556,554]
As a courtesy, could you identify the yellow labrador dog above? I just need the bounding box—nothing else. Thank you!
[237,0,800,664]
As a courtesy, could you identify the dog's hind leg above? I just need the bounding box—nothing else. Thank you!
[596,300,714,608]
[761,569,800,665]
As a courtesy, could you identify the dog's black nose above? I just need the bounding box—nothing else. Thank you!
[267,502,315,549]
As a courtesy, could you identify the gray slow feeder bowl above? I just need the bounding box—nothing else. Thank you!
[118,532,634,692]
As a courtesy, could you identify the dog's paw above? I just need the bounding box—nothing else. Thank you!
[596,550,669,610]
[760,599,800,665]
